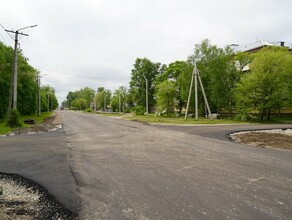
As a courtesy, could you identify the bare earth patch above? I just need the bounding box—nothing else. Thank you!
[230,129,292,150]
[7,115,57,136]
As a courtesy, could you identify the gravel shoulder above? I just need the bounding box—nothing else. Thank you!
[0,172,77,220]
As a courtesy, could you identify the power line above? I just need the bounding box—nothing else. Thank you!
[0,32,7,43]
[42,68,106,80]
[0,23,14,41]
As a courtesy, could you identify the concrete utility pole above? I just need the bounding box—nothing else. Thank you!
[185,67,195,120]
[119,92,121,113]
[94,95,96,112]
[37,73,47,115]
[5,25,37,115]
[145,78,149,116]
[194,66,198,120]
[104,92,106,112]
[185,64,211,120]
[47,89,50,112]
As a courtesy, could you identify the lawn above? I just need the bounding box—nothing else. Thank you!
[101,113,292,125]
[0,112,53,135]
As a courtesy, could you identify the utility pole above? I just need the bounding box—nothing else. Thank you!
[37,73,47,116]
[185,64,211,120]
[47,88,50,112]
[5,25,37,115]
[36,76,39,115]
[94,94,96,112]
[145,78,149,116]
[194,65,198,120]
[119,91,121,113]
[104,92,106,112]
[38,77,41,115]
[185,67,195,120]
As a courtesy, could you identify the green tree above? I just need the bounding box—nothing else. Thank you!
[235,46,292,120]
[41,86,58,112]
[158,61,193,114]
[79,87,95,108]
[156,80,176,116]
[0,42,45,118]
[188,39,240,114]
[71,98,87,110]
[95,87,111,111]
[129,58,165,112]
[110,86,128,112]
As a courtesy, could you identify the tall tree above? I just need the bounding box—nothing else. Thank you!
[156,80,176,116]
[129,58,165,112]
[110,86,128,112]
[188,39,240,113]
[235,46,292,120]
[157,61,193,114]
[0,42,46,118]
[95,87,111,111]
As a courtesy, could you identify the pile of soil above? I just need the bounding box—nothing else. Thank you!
[8,116,57,136]
[230,131,292,150]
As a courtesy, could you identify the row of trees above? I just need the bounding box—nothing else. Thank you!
[64,39,292,120]
[0,42,58,120]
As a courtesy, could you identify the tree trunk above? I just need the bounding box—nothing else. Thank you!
[260,110,265,121]
[268,109,271,120]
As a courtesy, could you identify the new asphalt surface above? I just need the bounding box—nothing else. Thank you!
[0,111,291,219]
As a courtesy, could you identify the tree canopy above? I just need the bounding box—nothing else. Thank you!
[235,46,292,120]
[0,42,58,119]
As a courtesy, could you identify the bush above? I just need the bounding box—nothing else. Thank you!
[84,108,92,113]
[131,106,145,115]
[6,109,22,128]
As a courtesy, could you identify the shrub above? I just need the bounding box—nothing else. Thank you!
[131,106,145,115]
[6,109,22,128]
[84,108,92,113]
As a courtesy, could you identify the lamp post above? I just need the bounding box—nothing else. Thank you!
[6,25,37,115]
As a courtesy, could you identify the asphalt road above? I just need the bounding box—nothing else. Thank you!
[0,111,291,219]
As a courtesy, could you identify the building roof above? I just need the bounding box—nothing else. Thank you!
[234,41,292,53]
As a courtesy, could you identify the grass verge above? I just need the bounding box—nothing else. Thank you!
[0,112,54,135]
[101,113,292,125]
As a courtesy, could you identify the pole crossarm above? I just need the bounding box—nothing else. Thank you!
[5,30,29,37]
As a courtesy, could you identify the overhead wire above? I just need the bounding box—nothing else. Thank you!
[42,68,105,80]
[0,23,15,41]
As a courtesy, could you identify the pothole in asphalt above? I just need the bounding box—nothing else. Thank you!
[0,172,78,220]
[228,129,292,150]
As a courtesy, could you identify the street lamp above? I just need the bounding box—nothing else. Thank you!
[6,24,37,115]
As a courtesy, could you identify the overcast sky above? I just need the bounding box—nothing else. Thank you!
[1,0,291,103]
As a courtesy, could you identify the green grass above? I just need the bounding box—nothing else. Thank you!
[249,116,292,124]
[0,112,54,135]
[110,114,248,125]
[102,113,292,125]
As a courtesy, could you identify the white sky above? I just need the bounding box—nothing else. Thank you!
[1,0,291,103]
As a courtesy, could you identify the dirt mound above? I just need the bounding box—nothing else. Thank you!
[230,131,292,150]
[8,116,57,136]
